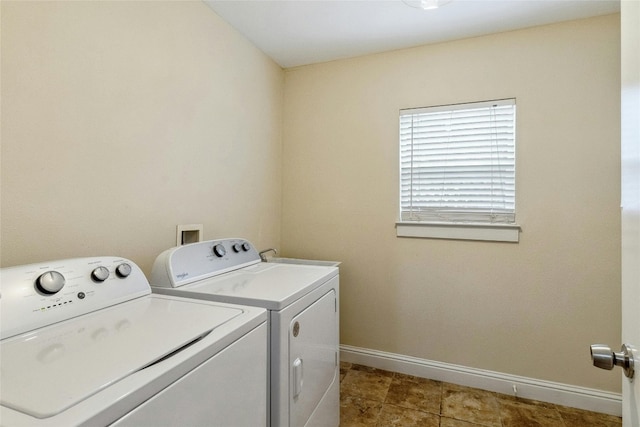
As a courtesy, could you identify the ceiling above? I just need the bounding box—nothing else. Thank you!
[203,0,620,68]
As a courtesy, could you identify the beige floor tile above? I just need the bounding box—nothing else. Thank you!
[341,369,393,402]
[341,361,353,382]
[341,361,353,370]
[339,363,620,427]
[557,405,622,427]
[340,395,383,427]
[384,373,442,415]
[498,397,565,426]
[441,383,501,427]
[497,394,558,410]
[440,417,490,426]
[375,404,439,427]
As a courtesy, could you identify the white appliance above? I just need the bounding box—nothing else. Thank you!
[0,256,268,427]
[151,239,339,427]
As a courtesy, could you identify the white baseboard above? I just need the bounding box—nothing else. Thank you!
[340,344,622,417]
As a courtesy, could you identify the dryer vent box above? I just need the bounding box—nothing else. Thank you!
[177,224,203,246]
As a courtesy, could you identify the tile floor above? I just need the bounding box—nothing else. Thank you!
[339,362,622,427]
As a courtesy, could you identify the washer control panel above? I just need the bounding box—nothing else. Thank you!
[0,257,150,339]
[151,238,261,288]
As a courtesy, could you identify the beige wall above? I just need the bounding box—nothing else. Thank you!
[1,1,284,274]
[282,14,622,392]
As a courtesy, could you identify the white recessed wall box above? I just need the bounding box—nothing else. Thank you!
[176,224,203,246]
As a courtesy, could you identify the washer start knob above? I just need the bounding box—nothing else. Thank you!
[213,244,226,258]
[36,271,66,294]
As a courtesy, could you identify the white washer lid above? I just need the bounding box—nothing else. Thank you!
[0,295,244,418]
[176,263,338,310]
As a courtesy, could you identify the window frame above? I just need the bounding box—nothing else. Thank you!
[396,99,521,242]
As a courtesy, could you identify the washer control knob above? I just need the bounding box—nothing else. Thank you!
[115,263,132,278]
[213,244,227,258]
[241,242,251,252]
[232,243,242,253]
[91,266,110,282]
[36,271,66,294]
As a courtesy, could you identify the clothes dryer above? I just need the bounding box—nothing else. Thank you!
[151,238,339,427]
[0,256,267,426]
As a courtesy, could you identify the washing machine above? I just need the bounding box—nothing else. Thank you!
[150,238,339,427]
[0,256,268,426]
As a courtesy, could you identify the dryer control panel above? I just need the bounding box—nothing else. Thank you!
[0,257,150,339]
[151,238,261,288]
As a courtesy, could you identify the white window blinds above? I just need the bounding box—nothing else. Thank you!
[400,99,516,224]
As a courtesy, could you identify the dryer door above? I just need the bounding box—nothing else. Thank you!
[289,289,338,426]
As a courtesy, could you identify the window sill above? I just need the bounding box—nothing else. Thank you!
[396,221,521,243]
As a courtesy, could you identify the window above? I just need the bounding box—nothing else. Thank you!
[397,99,520,242]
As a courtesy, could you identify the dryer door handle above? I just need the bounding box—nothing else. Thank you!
[293,357,303,399]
